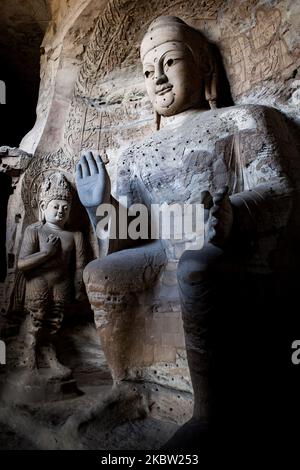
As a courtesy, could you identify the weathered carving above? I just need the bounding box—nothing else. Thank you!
[1,0,299,449]
[63,0,221,161]
[75,15,299,447]
[17,172,86,376]
[221,6,295,97]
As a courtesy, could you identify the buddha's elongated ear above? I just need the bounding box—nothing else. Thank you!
[39,201,46,222]
[205,64,218,110]
[155,112,161,131]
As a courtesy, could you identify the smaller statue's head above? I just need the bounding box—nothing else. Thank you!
[39,172,72,227]
[140,16,217,123]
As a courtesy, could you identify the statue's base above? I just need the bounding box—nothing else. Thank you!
[0,380,192,450]
[0,367,82,404]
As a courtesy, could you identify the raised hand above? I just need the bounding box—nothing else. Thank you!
[205,186,233,246]
[75,151,111,208]
[45,234,61,257]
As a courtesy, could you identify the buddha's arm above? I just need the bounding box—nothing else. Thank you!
[73,231,86,299]
[17,226,57,271]
[230,177,293,236]
[97,195,150,256]
[207,108,298,254]
[229,108,298,244]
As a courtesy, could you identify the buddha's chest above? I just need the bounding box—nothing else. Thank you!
[136,126,237,205]
[38,227,74,256]
[119,106,264,206]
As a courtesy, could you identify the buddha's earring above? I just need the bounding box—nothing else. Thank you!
[155,112,161,131]
[205,72,218,109]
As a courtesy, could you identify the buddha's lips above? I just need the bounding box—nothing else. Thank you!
[156,85,173,95]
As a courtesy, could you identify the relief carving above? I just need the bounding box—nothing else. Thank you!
[18,172,86,377]
[222,7,295,97]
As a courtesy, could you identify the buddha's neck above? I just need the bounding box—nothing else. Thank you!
[161,107,207,130]
[44,222,64,231]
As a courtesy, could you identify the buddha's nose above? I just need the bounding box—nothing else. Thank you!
[155,73,168,86]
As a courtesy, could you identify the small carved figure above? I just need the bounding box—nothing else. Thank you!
[18,172,85,376]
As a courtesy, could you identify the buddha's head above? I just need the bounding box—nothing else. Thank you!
[140,16,217,123]
[39,172,72,227]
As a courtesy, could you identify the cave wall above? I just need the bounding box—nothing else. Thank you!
[0,0,52,146]
[2,0,300,390]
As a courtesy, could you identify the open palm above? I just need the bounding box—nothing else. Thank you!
[75,152,111,208]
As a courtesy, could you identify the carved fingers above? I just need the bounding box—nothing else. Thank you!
[75,151,111,208]
[200,190,213,209]
[205,186,233,246]
[76,151,104,179]
[46,234,61,255]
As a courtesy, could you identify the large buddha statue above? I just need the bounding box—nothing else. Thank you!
[75,16,299,442]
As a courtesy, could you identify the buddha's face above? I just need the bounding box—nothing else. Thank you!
[142,41,202,117]
[41,199,70,226]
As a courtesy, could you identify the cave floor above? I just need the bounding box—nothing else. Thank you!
[0,376,191,450]
[0,320,192,450]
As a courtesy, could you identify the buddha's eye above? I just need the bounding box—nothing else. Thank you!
[166,59,174,67]
[144,70,153,79]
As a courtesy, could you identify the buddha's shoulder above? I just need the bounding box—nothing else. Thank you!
[26,221,43,230]
[23,222,44,236]
[120,105,282,160]
[217,104,280,119]
[186,104,283,134]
